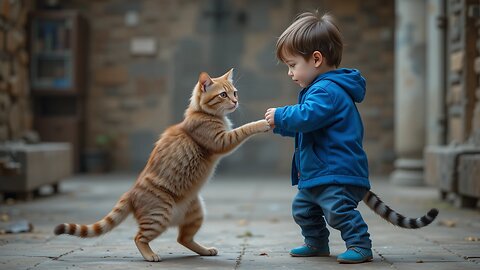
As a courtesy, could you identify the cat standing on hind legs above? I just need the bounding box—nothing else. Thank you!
[54,68,270,262]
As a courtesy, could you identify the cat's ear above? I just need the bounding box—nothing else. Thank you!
[199,72,213,92]
[223,68,234,82]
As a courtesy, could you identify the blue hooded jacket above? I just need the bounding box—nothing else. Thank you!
[273,68,370,190]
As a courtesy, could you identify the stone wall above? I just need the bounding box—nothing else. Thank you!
[0,0,33,142]
[424,0,480,208]
[62,0,395,175]
[473,2,480,145]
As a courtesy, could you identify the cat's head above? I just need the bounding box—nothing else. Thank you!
[189,69,239,116]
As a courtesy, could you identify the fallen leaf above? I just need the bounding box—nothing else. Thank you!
[258,248,271,256]
[465,236,480,242]
[237,219,248,226]
[269,218,279,223]
[438,219,456,227]
[0,214,9,222]
[237,231,253,238]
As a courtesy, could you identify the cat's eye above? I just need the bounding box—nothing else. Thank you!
[219,92,227,98]
[233,91,238,97]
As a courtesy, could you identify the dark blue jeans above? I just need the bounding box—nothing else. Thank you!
[292,184,372,250]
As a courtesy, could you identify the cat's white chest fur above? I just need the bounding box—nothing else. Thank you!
[224,116,233,130]
[169,196,205,226]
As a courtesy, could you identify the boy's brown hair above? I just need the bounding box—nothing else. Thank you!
[276,11,343,68]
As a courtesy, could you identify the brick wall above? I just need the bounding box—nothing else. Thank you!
[62,0,395,175]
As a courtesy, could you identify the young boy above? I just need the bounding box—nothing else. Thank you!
[265,12,373,264]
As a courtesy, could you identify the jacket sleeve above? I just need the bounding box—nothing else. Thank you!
[274,87,335,133]
[272,127,295,137]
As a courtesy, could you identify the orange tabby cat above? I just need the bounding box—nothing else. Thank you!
[54,69,270,262]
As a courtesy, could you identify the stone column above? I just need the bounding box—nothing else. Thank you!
[426,0,446,146]
[391,0,427,185]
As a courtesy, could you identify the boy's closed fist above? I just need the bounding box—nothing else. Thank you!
[265,108,276,128]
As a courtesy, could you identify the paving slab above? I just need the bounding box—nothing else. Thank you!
[0,174,479,269]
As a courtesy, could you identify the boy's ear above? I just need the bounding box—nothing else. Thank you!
[199,72,213,92]
[312,51,323,67]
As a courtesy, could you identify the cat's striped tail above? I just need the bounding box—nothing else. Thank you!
[363,191,439,229]
[54,192,131,238]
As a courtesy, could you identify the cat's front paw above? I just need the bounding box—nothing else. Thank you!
[207,247,218,256]
[254,119,271,132]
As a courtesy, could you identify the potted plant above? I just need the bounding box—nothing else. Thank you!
[83,134,114,173]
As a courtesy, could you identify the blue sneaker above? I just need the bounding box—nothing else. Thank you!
[290,244,330,257]
[337,247,373,263]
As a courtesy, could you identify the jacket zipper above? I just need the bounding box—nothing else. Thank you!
[295,147,300,179]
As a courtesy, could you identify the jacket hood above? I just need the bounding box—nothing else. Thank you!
[314,68,366,103]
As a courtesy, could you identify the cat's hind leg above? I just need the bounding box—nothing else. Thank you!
[134,213,171,262]
[134,223,166,261]
[177,198,218,256]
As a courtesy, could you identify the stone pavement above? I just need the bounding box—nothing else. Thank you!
[1,174,479,270]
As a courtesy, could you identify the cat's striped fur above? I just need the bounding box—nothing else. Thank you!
[54,69,270,262]
[363,191,439,229]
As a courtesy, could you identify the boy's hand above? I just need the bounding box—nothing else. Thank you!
[265,108,276,128]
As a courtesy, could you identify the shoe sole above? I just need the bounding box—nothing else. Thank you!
[337,257,373,264]
[290,253,330,257]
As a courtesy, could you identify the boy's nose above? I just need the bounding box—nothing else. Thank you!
[288,70,293,76]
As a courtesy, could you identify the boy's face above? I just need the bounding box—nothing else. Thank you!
[283,52,321,88]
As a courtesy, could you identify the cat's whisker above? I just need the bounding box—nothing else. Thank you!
[233,72,244,85]
[214,106,224,116]
[233,104,247,122]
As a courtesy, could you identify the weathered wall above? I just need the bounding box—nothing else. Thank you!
[424,0,480,208]
[0,0,34,142]
[62,0,395,175]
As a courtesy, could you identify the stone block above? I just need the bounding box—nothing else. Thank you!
[0,92,10,125]
[330,0,360,15]
[424,146,441,187]
[450,51,464,72]
[128,130,156,172]
[243,1,273,32]
[474,57,480,73]
[120,98,142,111]
[0,125,8,141]
[134,77,167,97]
[458,154,480,199]
[449,115,464,143]
[424,145,480,192]
[474,103,480,130]
[94,65,129,86]
[128,59,168,79]
[104,0,141,15]
[448,84,462,105]
[235,71,282,101]
[0,143,72,193]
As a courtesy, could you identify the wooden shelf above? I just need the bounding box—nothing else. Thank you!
[29,10,88,172]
